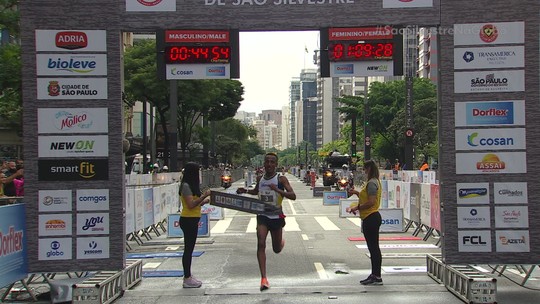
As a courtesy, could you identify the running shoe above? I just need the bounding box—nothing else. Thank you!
[361,275,383,286]
[260,277,270,291]
[360,275,373,284]
[183,276,202,288]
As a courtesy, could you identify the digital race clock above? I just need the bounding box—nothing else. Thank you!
[164,45,231,64]
[328,41,394,61]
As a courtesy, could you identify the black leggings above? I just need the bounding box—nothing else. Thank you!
[180,216,200,278]
[362,212,382,277]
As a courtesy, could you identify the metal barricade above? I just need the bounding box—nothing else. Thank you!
[72,271,123,304]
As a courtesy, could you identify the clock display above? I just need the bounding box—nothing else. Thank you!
[165,45,231,64]
[328,41,394,61]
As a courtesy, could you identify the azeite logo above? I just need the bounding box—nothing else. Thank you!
[55,31,88,50]
[38,159,109,181]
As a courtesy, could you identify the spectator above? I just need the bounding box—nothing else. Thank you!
[2,161,23,197]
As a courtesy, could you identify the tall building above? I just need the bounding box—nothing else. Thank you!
[417,27,438,83]
[296,69,318,149]
[288,78,300,148]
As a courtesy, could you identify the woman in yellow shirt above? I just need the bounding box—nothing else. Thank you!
[346,160,383,285]
[179,162,211,288]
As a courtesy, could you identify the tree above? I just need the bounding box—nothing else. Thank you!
[123,39,244,165]
[212,118,263,165]
[0,0,19,38]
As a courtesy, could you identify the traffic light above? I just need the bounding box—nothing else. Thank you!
[365,120,370,126]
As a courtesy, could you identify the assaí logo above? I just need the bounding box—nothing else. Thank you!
[476,153,505,172]
[54,110,93,131]
[47,240,65,258]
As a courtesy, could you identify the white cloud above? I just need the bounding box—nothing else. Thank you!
[238,31,319,114]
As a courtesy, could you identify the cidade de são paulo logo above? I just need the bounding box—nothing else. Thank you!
[138,0,162,6]
[480,24,498,43]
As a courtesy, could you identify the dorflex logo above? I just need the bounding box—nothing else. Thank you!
[480,24,498,43]
[206,66,226,76]
[334,64,354,75]
[55,31,88,50]
[466,101,513,125]
[38,159,109,181]
[476,153,505,172]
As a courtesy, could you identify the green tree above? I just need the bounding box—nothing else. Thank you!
[213,118,263,165]
[0,0,19,37]
[123,39,244,164]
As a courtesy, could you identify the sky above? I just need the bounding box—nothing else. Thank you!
[237,31,320,114]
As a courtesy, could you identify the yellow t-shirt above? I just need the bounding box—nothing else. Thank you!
[358,178,382,220]
[180,183,201,218]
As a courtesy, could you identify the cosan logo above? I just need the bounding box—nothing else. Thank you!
[170,68,193,76]
[467,132,514,147]
[55,31,88,50]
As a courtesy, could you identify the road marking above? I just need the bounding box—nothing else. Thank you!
[246,217,257,233]
[287,199,297,215]
[314,262,329,279]
[357,244,438,249]
[315,216,340,231]
[165,246,180,251]
[302,234,309,241]
[347,217,361,227]
[284,217,300,231]
[471,265,490,273]
[382,266,427,273]
[211,218,232,234]
[142,262,161,269]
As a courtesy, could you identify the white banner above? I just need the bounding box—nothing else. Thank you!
[495,230,530,252]
[330,61,394,77]
[37,78,108,100]
[454,22,525,46]
[37,108,109,134]
[454,46,524,70]
[493,182,528,204]
[456,152,527,174]
[126,0,176,12]
[166,64,230,79]
[455,128,526,151]
[495,206,529,229]
[38,135,109,157]
[454,100,525,127]
[383,0,433,8]
[454,70,525,93]
[36,54,107,76]
[35,30,107,52]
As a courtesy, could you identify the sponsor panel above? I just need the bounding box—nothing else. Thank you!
[493,182,528,204]
[454,70,525,93]
[36,54,107,76]
[38,159,109,181]
[76,213,110,235]
[38,238,72,260]
[455,128,526,151]
[330,61,394,77]
[456,152,527,174]
[38,135,109,158]
[166,64,230,80]
[495,206,528,228]
[454,46,524,70]
[495,230,529,252]
[37,108,108,134]
[35,30,107,52]
[126,0,176,12]
[38,214,72,236]
[76,237,110,259]
[37,78,108,100]
[38,190,72,212]
[454,100,525,127]
[453,22,525,46]
[383,0,433,8]
[457,207,491,229]
[76,189,110,211]
[456,183,489,204]
[458,230,492,252]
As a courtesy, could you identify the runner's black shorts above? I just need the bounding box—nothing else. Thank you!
[257,215,286,231]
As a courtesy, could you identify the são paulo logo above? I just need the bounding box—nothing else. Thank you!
[467,132,514,147]
[480,24,498,43]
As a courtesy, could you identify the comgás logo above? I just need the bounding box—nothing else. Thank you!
[137,0,162,6]
[480,24,498,43]
[55,31,88,50]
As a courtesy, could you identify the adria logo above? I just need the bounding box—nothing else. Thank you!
[399,0,414,2]
[55,31,88,50]
[137,0,163,6]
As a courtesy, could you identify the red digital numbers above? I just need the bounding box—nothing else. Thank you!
[329,41,393,61]
[165,45,231,64]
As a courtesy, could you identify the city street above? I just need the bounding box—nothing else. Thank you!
[115,174,539,304]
